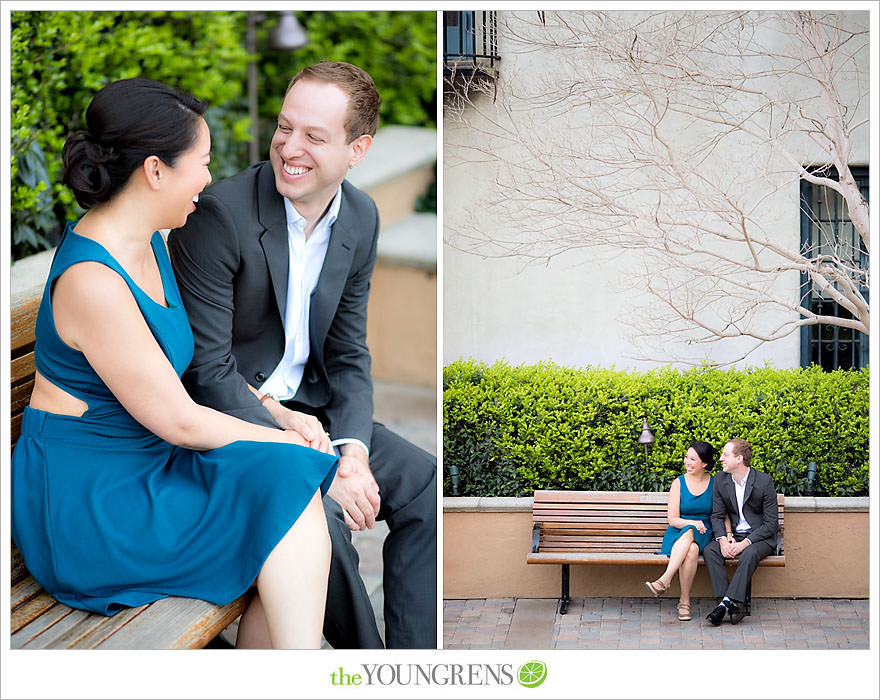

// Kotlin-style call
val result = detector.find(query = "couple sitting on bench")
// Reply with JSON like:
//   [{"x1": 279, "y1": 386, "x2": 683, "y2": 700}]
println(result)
[
  {"x1": 643, "y1": 439, "x2": 780, "y2": 625},
  {"x1": 11, "y1": 63, "x2": 436, "y2": 649}
]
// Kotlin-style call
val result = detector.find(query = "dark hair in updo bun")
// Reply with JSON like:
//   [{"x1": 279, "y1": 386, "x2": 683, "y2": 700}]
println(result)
[
  {"x1": 688, "y1": 441, "x2": 716, "y2": 471},
  {"x1": 62, "y1": 78, "x2": 206, "y2": 208}
]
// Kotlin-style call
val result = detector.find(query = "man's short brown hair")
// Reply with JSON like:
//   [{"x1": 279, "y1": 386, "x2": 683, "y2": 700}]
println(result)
[
  {"x1": 727, "y1": 438, "x2": 753, "y2": 468},
  {"x1": 286, "y1": 61, "x2": 381, "y2": 143}
]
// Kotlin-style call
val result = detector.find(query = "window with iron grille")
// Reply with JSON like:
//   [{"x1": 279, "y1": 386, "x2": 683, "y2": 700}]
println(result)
[
  {"x1": 443, "y1": 11, "x2": 500, "y2": 80},
  {"x1": 799, "y1": 167, "x2": 869, "y2": 370}
]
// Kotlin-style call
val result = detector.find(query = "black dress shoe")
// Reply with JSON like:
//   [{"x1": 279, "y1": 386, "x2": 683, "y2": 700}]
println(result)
[
  {"x1": 727, "y1": 601, "x2": 746, "y2": 625},
  {"x1": 706, "y1": 603, "x2": 727, "y2": 626}
]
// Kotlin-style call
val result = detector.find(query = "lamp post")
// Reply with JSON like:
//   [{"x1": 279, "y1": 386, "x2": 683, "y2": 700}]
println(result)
[
  {"x1": 805, "y1": 461, "x2": 817, "y2": 497},
  {"x1": 448, "y1": 464, "x2": 460, "y2": 496},
  {"x1": 247, "y1": 11, "x2": 309, "y2": 164},
  {"x1": 637, "y1": 417, "x2": 655, "y2": 468}
]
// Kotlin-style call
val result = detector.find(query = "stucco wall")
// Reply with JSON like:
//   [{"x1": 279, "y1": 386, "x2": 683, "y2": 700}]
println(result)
[
  {"x1": 443, "y1": 498, "x2": 869, "y2": 599},
  {"x1": 442, "y1": 10, "x2": 870, "y2": 371}
]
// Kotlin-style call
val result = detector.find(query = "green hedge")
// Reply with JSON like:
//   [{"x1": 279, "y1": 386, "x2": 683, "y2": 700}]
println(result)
[
  {"x1": 11, "y1": 10, "x2": 436, "y2": 261},
  {"x1": 443, "y1": 359, "x2": 869, "y2": 498},
  {"x1": 10, "y1": 11, "x2": 252, "y2": 260}
]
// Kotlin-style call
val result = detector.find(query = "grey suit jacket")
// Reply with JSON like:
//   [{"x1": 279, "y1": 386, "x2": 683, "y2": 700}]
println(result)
[
  {"x1": 710, "y1": 469, "x2": 780, "y2": 552},
  {"x1": 168, "y1": 161, "x2": 379, "y2": 448}
]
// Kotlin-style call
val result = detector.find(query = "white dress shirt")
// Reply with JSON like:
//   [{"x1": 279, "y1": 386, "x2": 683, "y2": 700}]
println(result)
[
  {"x1": 733, "y1": 468, "x2": 752, "y2": 533},
  {"x1": 259, "y1": 188, "x2": 369, "y2": 457}
]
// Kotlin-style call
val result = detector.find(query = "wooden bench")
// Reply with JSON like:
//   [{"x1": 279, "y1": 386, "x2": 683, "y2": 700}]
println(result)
[
  {"x1": 527, "y1": 489, "x2": 785, "y2": 614},
  {"x1": 11, "y1": 292, "x2": 251, "y2": 648}
]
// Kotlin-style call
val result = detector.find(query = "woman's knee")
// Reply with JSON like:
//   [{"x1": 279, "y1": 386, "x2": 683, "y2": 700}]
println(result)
[
  {"x1": 687, "y1": 542, "x2": 699, "y2": 560},
  {"x1": 306, "y1": 492, "x2": 331, "y2": 562},
  {"x1": 303, "y1": 492, "x2": 331, "y2": 549}
]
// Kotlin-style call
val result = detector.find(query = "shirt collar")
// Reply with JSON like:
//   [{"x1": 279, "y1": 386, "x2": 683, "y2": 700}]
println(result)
[
  {"x1": 283, "y1": 187, "x2": 343, "y2": 236},
  {"x1": 733, "y1": 468, "x2": 751, "y2": 488}
]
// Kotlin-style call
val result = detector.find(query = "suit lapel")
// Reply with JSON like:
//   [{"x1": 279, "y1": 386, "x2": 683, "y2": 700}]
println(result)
[
  {"x1": 743, "y1": 468, "x2": 755, "y2": 506},
  {"x1": 309, "y1": 186, "x2": 356, "y2": 347},
  {"x1": 723, "y1": 473, "x2": 738, "y2": 515},
  {"x1": 256, "y1": 163, "x2": 290, "y2": 320}
]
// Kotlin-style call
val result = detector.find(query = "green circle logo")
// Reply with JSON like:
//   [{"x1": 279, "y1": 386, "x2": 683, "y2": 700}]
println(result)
[{"x1": 517, "y1": 660, "x2": 547, "y2": 688}]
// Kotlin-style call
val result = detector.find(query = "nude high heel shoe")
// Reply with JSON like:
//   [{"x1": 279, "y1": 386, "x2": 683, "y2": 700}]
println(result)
[{"x1": 644, "y1": 579, "x2": 669, "y2": 597}]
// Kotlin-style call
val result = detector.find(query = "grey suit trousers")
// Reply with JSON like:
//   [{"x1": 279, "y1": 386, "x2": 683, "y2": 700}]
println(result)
[{"x1": 702, "y1": 532, "x2": 776, "y2": 603}]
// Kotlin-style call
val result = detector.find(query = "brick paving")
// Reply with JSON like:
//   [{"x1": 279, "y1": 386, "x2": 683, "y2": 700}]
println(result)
[{"x1": 443, "y1": 597, "x2": 869, "y2": 650}]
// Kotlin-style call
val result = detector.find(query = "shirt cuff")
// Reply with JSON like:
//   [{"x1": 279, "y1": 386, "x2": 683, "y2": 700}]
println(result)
[{"x1": 331, "y1": 437, "x2": 370, "y2": 458}]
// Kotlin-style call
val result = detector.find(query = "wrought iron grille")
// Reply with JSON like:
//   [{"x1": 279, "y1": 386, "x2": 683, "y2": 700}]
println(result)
[
  {"x1": 799, "y1": 167, "x2": 869, "y2": 370},
  {"x1": 443, "y1": 11, "x2": 500, "y2": 79}
]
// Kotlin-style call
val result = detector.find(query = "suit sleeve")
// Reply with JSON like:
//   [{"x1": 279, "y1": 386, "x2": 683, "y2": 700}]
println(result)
[
  {"x1": 321, "y1": 200, "x2": 379, "y2": 449},
  {"x1": 710, "y1": 475, "x2": 729, "y2": 540},
  {"x1": 747, "y1": 475, "x2": 779, "y2": 545},
  {"x1": 168, "y1": 193, "x2": 277, "y2": 429}
]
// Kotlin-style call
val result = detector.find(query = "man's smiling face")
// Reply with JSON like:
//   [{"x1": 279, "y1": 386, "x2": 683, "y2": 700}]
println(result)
[{"x1": 269, "y1": 79, "x2": 367, "y2": 214}]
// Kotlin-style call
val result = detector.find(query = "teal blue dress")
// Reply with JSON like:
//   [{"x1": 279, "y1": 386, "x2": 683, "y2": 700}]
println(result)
[
  {"x1": 11, "y1": 223, "x2": 338, "y2": 616},
  {"x1": 659, "y1": 474, "x2": 714, "y2": 555}
]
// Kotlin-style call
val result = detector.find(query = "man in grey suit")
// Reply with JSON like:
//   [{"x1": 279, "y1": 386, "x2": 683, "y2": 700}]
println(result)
[
  {"x1": 704, "y1": 438, "x2": 779, "y2": 626},
  {"x1": 167, "y1": 61, "x2": 436, "y2": 648}
]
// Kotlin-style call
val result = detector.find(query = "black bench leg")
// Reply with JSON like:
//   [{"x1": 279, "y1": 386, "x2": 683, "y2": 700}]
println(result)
[
  {"x1": 559, "y1": 564, "x2": 570, "y2": 615},
  {"x1": 744, "y1": 580, "x2": 752, "y2": 616}
]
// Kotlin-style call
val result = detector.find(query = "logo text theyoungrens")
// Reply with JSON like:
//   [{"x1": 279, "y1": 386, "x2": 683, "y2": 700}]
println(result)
[{"x1": 330, "y1": 664, "x2": 515, "y2": 686}]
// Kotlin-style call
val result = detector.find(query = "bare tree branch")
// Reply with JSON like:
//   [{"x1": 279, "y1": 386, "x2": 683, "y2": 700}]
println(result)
[{"x1": 445, "y1": 10, "x2": 870, "y2": 363}]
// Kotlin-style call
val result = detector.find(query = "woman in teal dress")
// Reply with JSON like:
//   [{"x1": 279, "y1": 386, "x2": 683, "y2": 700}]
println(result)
[
  {"x1": 11, "y1": 78, "x2": 339, "y2": 648},
  {"x1": 643, "y1": 441, "x2": 716, "y2": 621}
]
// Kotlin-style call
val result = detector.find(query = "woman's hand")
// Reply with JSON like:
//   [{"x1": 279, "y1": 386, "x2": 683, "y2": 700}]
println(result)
[
  {"x1": 692, "y1": 520, "x2": 707, "y2": 534},
  {"x1": 276, "y1": 427, "x2": 311, "y2": 448},
  {"x1": 254, "y1": 395, "x2": 334, "y2": 454}
]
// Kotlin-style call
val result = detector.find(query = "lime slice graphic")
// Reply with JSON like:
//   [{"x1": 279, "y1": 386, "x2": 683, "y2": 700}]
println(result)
[{"x1": 517, "y1": 660, "x2": 547, "y2": 688}]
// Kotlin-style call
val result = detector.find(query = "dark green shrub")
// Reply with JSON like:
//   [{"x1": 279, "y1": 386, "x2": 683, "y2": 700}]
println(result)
[
  {"x1": 11, "y1": 10, "x2": 251, "y2": 259},
  {"x1": 443, "y1": 360, "x2": 869, "y2": 497},
  {"x1": 11, "y1": 10, "x2": 436, "y2": 261}
]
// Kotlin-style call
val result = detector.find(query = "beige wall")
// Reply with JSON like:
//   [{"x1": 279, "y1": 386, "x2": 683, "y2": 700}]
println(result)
[
  {"x1": 443, "y1": 501, "x2": 869, "y2": 599},
  {"x1": 367, "y1": 262, "x2": 437, "y2": 387}
]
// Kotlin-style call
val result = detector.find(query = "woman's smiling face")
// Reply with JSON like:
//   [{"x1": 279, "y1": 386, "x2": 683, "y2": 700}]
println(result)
[{"x1": 684, "y1": 447, "x2": 707, "y2": 475}]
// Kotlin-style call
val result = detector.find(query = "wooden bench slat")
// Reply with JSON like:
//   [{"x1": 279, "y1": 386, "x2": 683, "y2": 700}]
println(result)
[
  {"x1": 534, "y1": 490, "x2": 668, "y2": 504},
  {"x1": 11, "y1": 546, "x2": 30, "y2": 586},
  {"x1": 11, "y1": 296, "x2": 40, "y2": 353},
  {"x1": 11, "y1": 352, "x2": 36, "y2": 385},
  {"x1": 540, "y1": 523, "x2": 668, "y2": 533},
  {"x1": 541, "y1": 540, "x2": 664, "y2": 549},
  {"x1": 527, "y1": 552, "x2": 787, "y2": 566},
  {"x1": 11, "y1": 379, "x2": 34, "y2": 416},
  {"x1": 42, "y1": 605, "x2": 149, "y2": 649},
  {"x1": 539, "y1": 514, "x2": 669, "y2": 521},
  {"x1": 18, "y1": 606, "x2": 96, "y2": 649},
  {"x1": 11, "y1": 574, "x2": 45, "y2": 610},
  {"x1": 12, "y1": 599, "x2": 77, "y2": 648},
  {"x1": 11, "y1": 414, "x2": 23, "y2": 446},
  {"x1": 534, "y1": 502, "x2": 668, "y2": 511},
  {"x1": 12, "y1": 588, "x2": 58, "y2": 635},
  {"x1": 95, "y1": 593, "x2": 253, "y2": 649}
]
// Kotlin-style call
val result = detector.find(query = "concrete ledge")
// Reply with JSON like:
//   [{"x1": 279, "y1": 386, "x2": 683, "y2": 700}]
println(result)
[
  {"x1": 445, "y1": 497, "x2": 531, "y2": 513},
  {"x1": 443, "y1": 495, "x2": 868, "y2": 513},
  {"x1": 348, "y1": 125, "x2": 437, "y2": 192},
  {"x1": 11, "y1": 247, "x2": 54, "y2": 301},
  {"x1": 377, "y1": 213, "x2": 437, "y2": 270}
]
